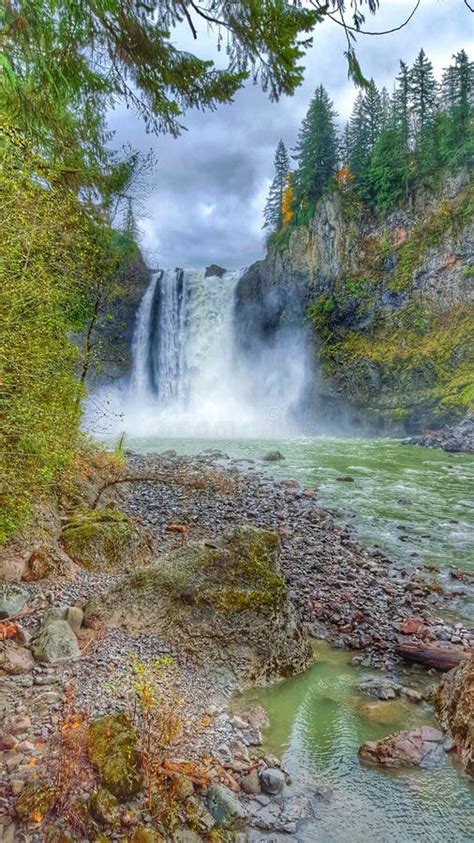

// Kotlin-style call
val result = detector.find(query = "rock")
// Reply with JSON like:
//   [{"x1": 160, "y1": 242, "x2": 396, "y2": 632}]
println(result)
[
  {"x1": 33, "y1": 619, "x2": 80, "y2": 664},
  {"x1": 88, "y1": 713, "x2": 142, "y2": 801},
  {"x1": 241, "y1": 706, "x2": 270, "y2": 730},
  {"x1": 44, "y1": 828, "x2": 74, "y2": 843},
  {"x1": 207, "y1": 783, "x2": 248, "y2": 829},
  {"x1": 61, "y1": 508, "x2": 153, "y2": 572},
  {"x1": 15, "y1": 781, "x2": 55, "y2": 823},
  {"x1": 434, "y1": 657, "x2": 473, "y2": 777},
  {"x1": 259, "y1": 767, "x2": 285, "y2": 795},
  {"x1": 66, "y1": 606, "x2": 84, "y2": 634},
  {"x1": 130, "y1": 830, "x2": 165, "y2": 843},
  {"x1": 359, "y1": 677, "x2": 400, "y2": 700},
  {"x1": 262, "y1": 451, "x2": 284, "y2": 462},
  {"x1": 335, "y1": 476, "x2": 354, "y2": 482},
  {"x1": 0, "y1": 641, "x2": 35, "y2": 674},
  {"x1": 89, "y1": 787, "x2": 119, "y2": 825},
  {"x1": 173, "y1": 830, "x2": 202, "y2": 843},
  {"x1": 85, "y1": 526, "x2": 311, "y2": 685},
  {"x1": 24, "y1": 541, "x2": 77, "y2": 581},
  {"x1": 240, "y1": 769, "x2": 261, "y2": 795},
  {"x1": 0, "y1": 585, "x2": 28, "y2": 619},
  {"x1": 358, "y1": 726, "x2": 444, "y2": 769}
]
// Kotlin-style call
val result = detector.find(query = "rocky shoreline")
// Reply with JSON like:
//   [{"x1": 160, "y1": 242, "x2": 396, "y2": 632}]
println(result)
[
  {"x1": 1, "y1": 449, "x2": 473, "y2": 841},
  {"x1": 408, "y1": 412, "x2": 474, "y2": 455}
]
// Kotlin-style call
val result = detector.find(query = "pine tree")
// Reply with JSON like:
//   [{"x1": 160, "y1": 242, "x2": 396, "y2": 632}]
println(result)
[
  {"x1": 409, "y1": 49, "x2": 438, "y2": 135},
  {"x1": 347, "y1": 81, "x2": 383, "y2": 202},
  {"x1": 263, "y1": 140, "x2": 291, "y2": 229},
  {"x1": 292, "y1": 85, "x2": 338, "y2": 209},
  {"x1": 442, "y1": 50, "x2": 474, "y2": 160},
  {"x1": 393, "y1": 60, "x2": 411, "y2": 146}
]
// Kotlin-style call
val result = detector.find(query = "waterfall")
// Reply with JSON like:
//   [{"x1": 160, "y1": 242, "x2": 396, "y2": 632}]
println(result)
[{"x1": 89, "y1": 266, "x2": 309, "y2": 438}]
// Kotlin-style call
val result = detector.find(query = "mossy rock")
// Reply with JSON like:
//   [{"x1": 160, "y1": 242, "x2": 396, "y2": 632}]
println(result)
[
  {"x1": 15, "y1": 781, "x2": 55, "y2": 823},
  {"x1": 129, "y1": 829, "x2": 166, "y2": 842},
  {"x1": 85, "y1": 527, "x2": 311, "y2": 685},
  {"x1": 88, "y1": 713, "x2": 143, "y2": 801},
  {"x1": 89, "y1": 787, "x2": 119, "y2": 826},
  {"x1": 61, "y1": 508, "x2": 152, "y2": 571}
]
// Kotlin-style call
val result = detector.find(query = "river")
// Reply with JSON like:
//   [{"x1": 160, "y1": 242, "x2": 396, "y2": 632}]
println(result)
[{"x1": 109, "y1": 432, "x2": 473, "y2": 842}]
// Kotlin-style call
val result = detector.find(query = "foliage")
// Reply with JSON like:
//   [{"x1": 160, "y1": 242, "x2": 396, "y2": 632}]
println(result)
[
  {"x1": 269, "y1": 46, "x2": 473, "y2": 235},
  {"x1": 0, "y1": 132, "x2": 120, "y2": 542}
]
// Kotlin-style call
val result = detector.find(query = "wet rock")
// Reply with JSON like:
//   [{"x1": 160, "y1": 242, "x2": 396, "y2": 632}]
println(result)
[
  {"x1": 359, "y1": 677, "x2": 400, "y2": 700},
  {"x1": 0, "y1": 585, "x2": 28, "y2": 619},
  {"x1": 61, "y1": 508, "x2": 153, "y2": 572},
  {"x1": 259, "y1": 767, "x2": 285, "y2": 795},
  {"x1": 207, "y1": 783, "x2": 248, "y2": 829},
  {"x1": 262, "y1": 451, "x2": 285, "y2": 462},
  {"x1": 33, "y1": 619, "x2": 80, "y2": 664},
  {"x1": 434, "y1": 657, "x2": 473, "y2": 777},
  {"x1": 358, "y1": 725, "x2": 444, "y2": 769},
  {"x1": 335, "y1": 476, "x2": 354, "y2": 483},
  {"x1": 88, "y1": 713, "x2": 142, "y2": 800}
]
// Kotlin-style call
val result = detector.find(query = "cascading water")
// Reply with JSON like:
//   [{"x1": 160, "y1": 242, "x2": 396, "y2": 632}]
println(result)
[{"x1": 89, "y1": 266, "x2": 309, "y2": 438}]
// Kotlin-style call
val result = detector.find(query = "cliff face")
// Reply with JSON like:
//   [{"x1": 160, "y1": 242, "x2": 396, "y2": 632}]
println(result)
[
  {"x1": 235, "y1": 171, "x2": 473, "y2": 434},
  {"x1": 89, "y1": 250, "x2": 151, "y2": 385}
]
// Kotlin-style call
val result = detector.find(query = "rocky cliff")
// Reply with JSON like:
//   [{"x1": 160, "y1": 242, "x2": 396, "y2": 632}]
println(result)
[
  {"x1": 87, "y1": 249, "x2": 151, "y2": 385},
  {"x1": 235, "y1": 171, "x2": 473, "y2": 434}
]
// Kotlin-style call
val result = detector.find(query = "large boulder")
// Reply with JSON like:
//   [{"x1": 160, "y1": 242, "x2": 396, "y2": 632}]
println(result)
[
  {"x1": 32, "y1": 619, "x2": 80, "y2": 664},
  {"x1": 88, "y1": 713, "x2": 143, "y2": 801},
  {"x1": 358, "y1": 725, "x2": 444, "y2": 769},
  {"x1": 61, "y1": 508, "x2": 153, "y2": 572},
  {"x1": 85, "y1": 526, "x2": 311, "y2": 685},
  {"x1": 434, "y1": 657, "x2": 473, "y2": 777}
]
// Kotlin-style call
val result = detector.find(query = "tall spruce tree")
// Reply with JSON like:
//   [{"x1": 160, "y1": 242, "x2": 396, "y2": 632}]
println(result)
[
  {"x1": 393, "y1": 60, "x2": 411, "y2": 147},
  {"x1": 292, "y1": 85, "x2": 338, "y2": 209},
  {"x1": 263, "y1": 140, "x2": 291, "y2": 229},
  {"x1": 409, "y1": 49, "x2": 438, "y2": 135},
  {"x1": 442, "y1": 50, "x2": 474, "y2": 160}
]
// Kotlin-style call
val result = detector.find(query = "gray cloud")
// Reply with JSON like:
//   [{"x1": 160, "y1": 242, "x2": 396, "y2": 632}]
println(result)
[{"x1": 107, "y1": 0, "x2": 472, "y2": 269}]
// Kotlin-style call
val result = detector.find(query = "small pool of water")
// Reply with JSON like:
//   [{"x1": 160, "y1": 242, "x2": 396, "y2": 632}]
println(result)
[{"x1": 239, "y1": 643, "x2": 473, "y2": 843}]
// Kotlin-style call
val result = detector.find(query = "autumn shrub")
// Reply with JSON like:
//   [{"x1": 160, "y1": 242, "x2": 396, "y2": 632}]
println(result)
[{"x1": 0, "y1": 131, "x2": 119, "y2": 542}]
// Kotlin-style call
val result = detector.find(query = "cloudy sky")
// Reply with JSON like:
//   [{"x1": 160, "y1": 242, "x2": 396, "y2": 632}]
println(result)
[{"x1": 108, "y1": 0, "x2": 473, "y2": 269}]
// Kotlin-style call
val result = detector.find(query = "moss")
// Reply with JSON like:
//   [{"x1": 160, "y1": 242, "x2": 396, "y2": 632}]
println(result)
[
  {"x1": 130, "y1": 526, "x2": 284, "y2": 615},
  {"x1": 89, "y1": 787, "x2": 119, "y2": 826},
  {"x1": 129, "y1": 829, "x2": 166, "y2": 843},
  {"x1": 88, "y1": 713, "x2": 143, "y2": 801},
  {"x1": 61, "y1": 507, "x2": 149, "y2": 571},
  {"x1": 15, "y1": 781, "x2": 55, "y2": 823}
]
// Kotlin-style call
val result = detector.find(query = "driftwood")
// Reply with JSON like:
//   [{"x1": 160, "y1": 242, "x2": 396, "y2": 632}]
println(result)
[
  {"x1": 395, "y1": 640, "x2": 473, "y2": 671},
  {"x1": 92, "y1": 469, "x2": 237, "y2": 508}
]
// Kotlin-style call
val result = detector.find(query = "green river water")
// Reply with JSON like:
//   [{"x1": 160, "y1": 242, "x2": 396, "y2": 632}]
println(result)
[{"x1": 117, "y1": 434, "x2": 473, "y2": 840}]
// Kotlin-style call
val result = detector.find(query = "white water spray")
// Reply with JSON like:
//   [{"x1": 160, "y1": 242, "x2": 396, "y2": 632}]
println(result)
[{"x1": 88, "y1": 267, "x2": 309, "y2": 439}]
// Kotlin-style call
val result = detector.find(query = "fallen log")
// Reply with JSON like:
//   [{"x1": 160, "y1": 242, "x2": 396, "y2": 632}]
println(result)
[{"x1": 395, "y1": 640, "x2": 473, "y2": 671}]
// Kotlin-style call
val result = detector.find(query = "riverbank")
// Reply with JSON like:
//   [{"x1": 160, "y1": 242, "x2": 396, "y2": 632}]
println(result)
[{"x1": 1, "y1": 448, "x2": 472, "y2": 840}]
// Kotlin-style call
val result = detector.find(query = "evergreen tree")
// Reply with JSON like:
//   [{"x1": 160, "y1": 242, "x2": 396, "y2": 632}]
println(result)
[
  {"x1": 347, "y1": 81, "x2": 383, "y2": 201},
  {"x1": 393, "y1": 60, "x2": 411, "y2": 147},
  {"x1": 263, "y1": 140, "x2": 291, "y2": 229},
  {"x1": 409, "y1": 49, "x2": 438, "y2": 135},
  {"x1": 293, "y1": 85, "x2": 338, "y2": 209},
  {"x1": 442, "y1": 50, "x2": 474, "y2": 160}
]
